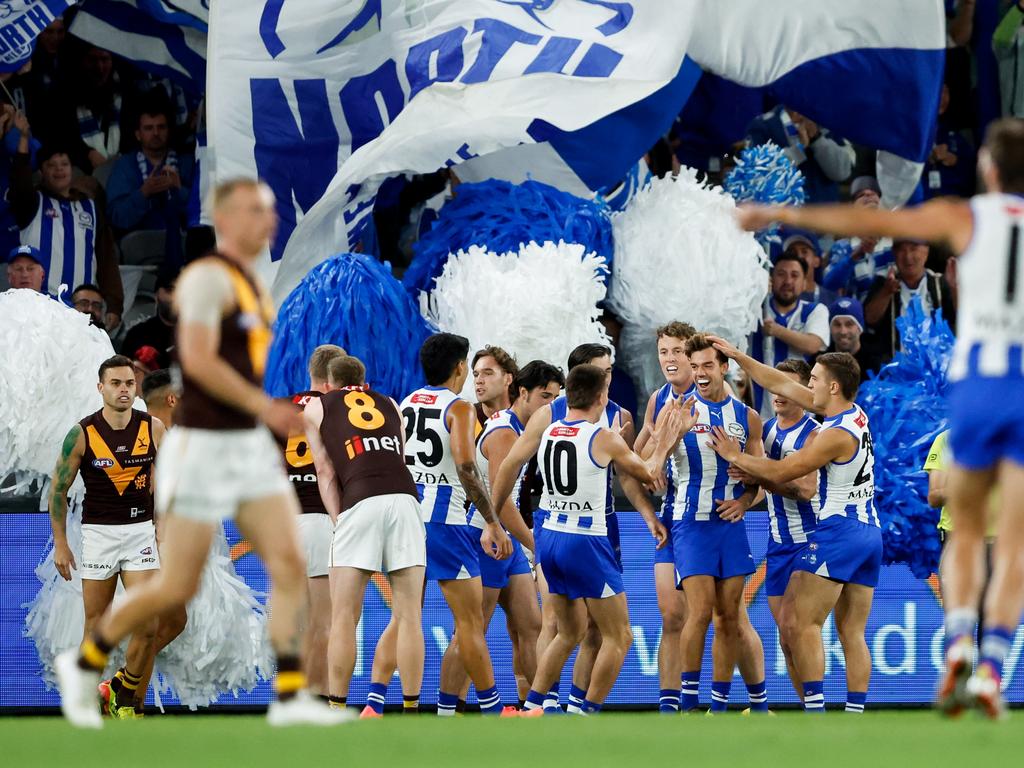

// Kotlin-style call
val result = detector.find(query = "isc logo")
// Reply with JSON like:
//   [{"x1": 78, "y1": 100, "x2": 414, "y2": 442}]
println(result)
[
  {"x1": 411, "y1": 393, "x2": 438, "y2": 405},
  {"x1": 550, "y1": 426, "x2": 579, "y2": 437}
]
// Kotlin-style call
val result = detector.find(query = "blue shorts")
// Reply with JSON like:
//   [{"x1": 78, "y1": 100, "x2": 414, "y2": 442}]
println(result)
[
  {"x1": 672, "y1": 519, "x2": 755, "y2": 583},
  {"x1": 765, "y1": 541, "x2": 807, "y2": 597},
  {"x1": 533, "y1": 510, "x2": 547, "y2": 551},
  {"x1": 949, "y1": 377, "x2": 1024, "y2": 470},
  {"x1": 795, "y1": 516, "x2": 882, "y2": 588},
  {"x1": 479, "y1": 537, "x2": 532, "y2": 590},
  {"x1": 425, "y1": 522, "x2": 481, "y2": 582},
  {"x1": 606, "y1": 511, "x2": 623, "y2": 572},
  {"x1": 538, "y1": 529, "x2": 624, "y2": 600},
  {"x1": 654, "y1": 510, "x2": 675, "y2": 565}
]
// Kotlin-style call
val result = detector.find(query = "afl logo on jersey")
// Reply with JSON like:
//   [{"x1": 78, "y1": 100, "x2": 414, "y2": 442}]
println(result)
[
  {"x1": 411, "y1": 393, "x2": 438, "y2": 405},
  {"x1": 691, "y1": 424, "x2": 712, "y2": 434},
  {"x1": 92, "y1": 458, "x2": 114, "y2": 469}
]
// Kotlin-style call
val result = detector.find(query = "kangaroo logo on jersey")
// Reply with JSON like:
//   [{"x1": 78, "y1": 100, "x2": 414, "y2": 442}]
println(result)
[
  {"x1": 411, "y1": 393, "x2": 438, "y2": 405},
  {"x1": 77, "y1": 211, "x2": 95, "y2": 229},
  {"x1": 726, "y1": 422, "x2": 746, "y2": 438}
]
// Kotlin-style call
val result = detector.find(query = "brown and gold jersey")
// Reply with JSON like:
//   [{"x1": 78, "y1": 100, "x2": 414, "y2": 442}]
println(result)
[
  {"x1": 176, "y1": 252, "x2": 273, "y2": 431},
  {"x1": 277, "y1": 391, "x2": 326, "y2": 515},
  {"x1": 78, "y1": 409, "x2": 156, "y2": 525},
  {"x1": 320, "y1": 386, "x2": 417, "y2": 513}
]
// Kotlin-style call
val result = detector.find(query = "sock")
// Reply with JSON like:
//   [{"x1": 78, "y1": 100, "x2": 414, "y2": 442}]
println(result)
[
  {"x1": 403, "y1": 694, "x2": 419, "y2": 714},
  {"x1": 328, "y1": 695, "x2": 346, "y2": 710},
  {"x1": 680, "y1": 671, "x2": 699, "y2": 711},
  {"x1": 437, "y1": 691, "x2": 458, "y2": 717},
  {"x1": 476, "y1": 685, "x2": 502, "y2": 715},
  {"x1": 709, "y1": 681, "x2": 730, "y2": 713},
  {"x1": 79, "y1": 635, "x2": 111, "y2": 672},
  {"x1": 978, "y1": 625, "x2": 1015, "y2": 682},
  {"x1": 524, "y1": 689, "x2": 546, "y2": 711},
  {"x1": 746, "y1": 680, "x2": 769, "y2": 712},
  {"x1": 455, "y1": 698, "x2": 467, "y2": 714},
  {"x1": 273, "y1": 655, "x2": 305, "y2": 702},
  {"x1": 317, "y1": 694, "x2": 331, "y2": 703},
  {"x1": 518, "y1": 699, "x2": 526, "y2": 710},
  {"x1": 109, "y1": 667, "x2": 126, "y2": 694},
  {"x1": 543, "y1": 684, "x2": 559, "y2": 709},
  {"x1": 118, "y1": 668, "x2": 143, "y2": 705},
  {"x1": 945, "y1": 608, "x2": 978, "y2": 651},
  {"x1": 659, "y1": 688, "x2": 680, "y2": 713},
  {"x1": 580, "y1": 699, "x2": 601, "y2": 715},
  {"x1": 566, "y1": 684, "x2": 587, "y2": 714},
  {"x1": 845, "y1": 691, "x2": 866, "y2": 714},
  {"x1": 367, "y1": 682, "x2": 387, "y2": 715},
  {"x1": 802, "y1": 681, "x2": 825, "y2": 713}
]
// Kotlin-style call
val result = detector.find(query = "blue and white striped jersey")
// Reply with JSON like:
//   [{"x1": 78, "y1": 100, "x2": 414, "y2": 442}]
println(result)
[
  {"x1": 652, "y1": 382, "x2": 696, "y2": 524},
  {"x1": 21, "y1": 193, "x2": 98, "y2": 301},
  {"x1": 550, "y1": 395, "x2": 622, "y2": 516},
  {"x1": 399, "y1": 386, "x2": 469, "y2": 526},
  {"x1": 668, "y1": 393, "x2": 752, "y2": 523},
  {"x1": 539, "y1": 419, "x2": 609, "y2": 537},
  {"x1": 762, "y1": 413, "x2": 821, "y2": 544},
  {"x1": 471, "y1": 408, "x2": 526, "y2": 528},
  {"x1": 819, "y1": 405, "x2": 879, "y2": 526}
]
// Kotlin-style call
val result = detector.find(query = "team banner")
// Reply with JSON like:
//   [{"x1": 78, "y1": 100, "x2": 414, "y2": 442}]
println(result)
[{"x1": 0, "y1": 1, "x2": 76, "y2": 72}]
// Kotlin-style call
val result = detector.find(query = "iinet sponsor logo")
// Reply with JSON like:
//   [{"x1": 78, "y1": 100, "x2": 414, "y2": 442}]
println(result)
[{"x1": 345, "y1": 434, "x2": 402, "y2": 460}]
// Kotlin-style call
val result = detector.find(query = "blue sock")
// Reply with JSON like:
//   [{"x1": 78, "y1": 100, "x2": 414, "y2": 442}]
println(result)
[
  {"x1": 437, "y1": 690, "x2": 458, "y2": 717},
  {"x1": 709, "y1": 681, "x2": 730, "y2": 713},
  {"x1": 566, "y1": 684, "x2": 587, "y2": 713},
  {"x1": 477, "y1": 685, "x2": 502, "y2": 715},
  {"x1": 680, "y1": 671, "x2": 699, "y2": 711},
  {"x1": 659, "y1": 688, "x2": 680, "y2": 713},
  {"x1": 544, "y1": 684, "x2": 559, "y2": 709},
  {"x1": 845, "y1": 691, "x2": 866, "y2": 714},
  {"x1": 523, "y1": 689, "x2": 546, "y2": 711},
  {"x1": 746, "y1": 680, "x2": 768, "y2": 712},
  {"x1": 802, "y1": 681, "x2": 825, "y2": 713},
  {"x1": 580, "y1": 699, "x2": 601, "y2": 715},
  {"x1": 945, "y1": 608, "x2": 978, "y2": 651},
  {"x1": 979, "y1": 625, "x2": 1015, "y2": 682},
  {"x1": 366, "y1": 682, "x2": 387, "y2": 715}
]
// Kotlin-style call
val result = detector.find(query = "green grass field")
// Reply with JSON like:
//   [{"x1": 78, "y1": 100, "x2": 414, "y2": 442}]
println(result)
[{"x1": 4, "y1": 711, "x2": 1023, "y2": 768}]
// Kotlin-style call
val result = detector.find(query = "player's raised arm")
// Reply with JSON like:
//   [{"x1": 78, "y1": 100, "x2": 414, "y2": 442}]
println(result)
[
  {"x1": 48, "y1": 424, "x2": 85, "y2": 581},
  {"x1": 482, "y1": 428, "x2": 535, "y2": 552},
  {"x1": 708, "y1": 335, "x2": 817, "y2": 414},
  {"x1": 302, "y1": 397, "x2": 341, "y2": 521},
  {"x1": 709, "y1": 424, "x2": 854, "y2": 486},
  {"x1": 632, "y1": 390, "x2": 659, "y2": 456}
]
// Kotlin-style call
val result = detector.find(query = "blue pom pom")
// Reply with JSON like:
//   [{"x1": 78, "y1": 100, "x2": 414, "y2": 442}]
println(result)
[
  {"x1": 724, "y1": 143, "x2": 806, "y2": 253},
  {"x1": 403, "y1": 178, "x2": 614, "y2": 297},
  {"x1": 857, "y1": 298, "x2": 955, "y2": 577},
  {"x1": 265, "y1": 254, "x2": 434, "y2": 400}
]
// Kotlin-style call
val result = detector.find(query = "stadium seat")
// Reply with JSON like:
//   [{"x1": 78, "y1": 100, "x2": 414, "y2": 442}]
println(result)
[
  {"x1": 92, "y1": 155, "x2": 121, "y2": 190},
  {"x1": 119, "y1": 229, "x2": 166, "y2": 267}
]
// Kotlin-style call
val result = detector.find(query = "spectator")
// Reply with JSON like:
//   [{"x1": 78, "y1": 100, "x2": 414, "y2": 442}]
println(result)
[
  {"x1": 782, "y1": 230, "x2": 837, "y2": 308},
  {"x1": 864, "y1": 238, "x2": 957, "y2": 363},
  {"x1": 745, "y1": 105, "x2": 855, "y2": 202},
  {"x1": 826, "y1": 297, "x2": 884, "y2": 382},
  {"x1": 748, "y1": 252, "x2": 830, "y2": 417},
  {"x1": 994, "y1": 1, "x2": 1024, "y2": 118},
  {"x1": 921, "y1": 84, "x2": 975, "y2": 200},
  {"x1": 6, "y1": 245, "x2": 45, "y2": 292},
  {"x1": 8, "y1": 112, "x2": 123, "y2": 327},
  {"x1": 0, "y1": 104, "x2": 39, "y2": 257},
  {"x1": 132, "y1": 344, "x2": 162, "y2": 387},
  {"x1": 120, "y1": 268, "x2": 177, "y2": 368},
  {"x1": 70, "y1": 283, "x2": 105, "y2": 327},
  {"x1": 947, "y1": 0, "x2": 975, "y2": 48},
  {"x1": 821, "y1": 176, "x2": 895, "y2": 301},
  {"x1": 68, "y1": 46, "x2": 124, "y2": 171}
]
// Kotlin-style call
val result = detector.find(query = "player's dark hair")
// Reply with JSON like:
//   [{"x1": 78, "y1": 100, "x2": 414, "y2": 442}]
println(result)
[
  {"x1": 98, "y1": 354, "x2": 135, "y2": 383},
  {"x1": 567, "y1": 343, "x2": 612, "y2": 371},
  {"x1": 816, "y1": 352, "x2": 861, "y2": 400},
  {"x1": 684, "y1": 333, "x2": 728, "y2": 365},
  {"x1": 776, "y1": 358, "x2": 812, "y2": 386},
  {"x1": 774, "y1": 252, "x2": 809, "y2": 276},
  {"x1": 308, "y1": 344, "x2": 346, "y2": 383},
  {"x1": 656, "y1": 321, "x2": 697, "y2": 343},
  {"x1": 141, "y1": 368, "x2": 173, "y2": 401},
  {"x1": 328, "y1": 355, "x2": 366, "y2": 387},
  {"x1": 565, "y1": 364, "x2": 607, "y2": 410},
  {"x1": 514, "y1": 360, "x2": 565, "y2": 397},
  {"x1": 985, "y1": 118, "x2": 1024, "y2": 195},
  {"x1": 420, "y1": 333, "x2": 469, "y2": 385}
]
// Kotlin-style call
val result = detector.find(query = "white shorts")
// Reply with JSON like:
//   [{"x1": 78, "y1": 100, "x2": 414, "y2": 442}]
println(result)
[
  {"x1": 155, "y1": 426, "x2": 293, "y2": 523},
  {"x1": 80, "y1": 521, "x2": 160, "y2": 581},
  {"x1": 330, "y1": 493, "x2": 426, "y2": 573},
  {"x1": 297, "y1": 513, "x2": 332, "y2": 578}
]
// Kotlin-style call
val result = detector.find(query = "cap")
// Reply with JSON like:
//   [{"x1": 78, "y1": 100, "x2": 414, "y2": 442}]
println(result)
[
  {"x1": 850, "y1": 176, "x2": 881, "y2": 201},
  {"x1": 829, "y1": 297, "x2": 865, "y2": 332},
  {"x1": 7, "y1": 244, "x2": 44, "y2": 265},
  {"x1": 781, "y1": 230, "x2": 821, "y2": 257}
]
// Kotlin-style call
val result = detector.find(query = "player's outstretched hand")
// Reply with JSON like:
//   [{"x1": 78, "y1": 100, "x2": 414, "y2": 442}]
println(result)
[
  {"x1": 262, "y1": 399, "x2": 304, "y2": 439},
  {"x1": 707, "y1": 425, "x2": 742, "y2": 462},
  {"x1": 482, "y1": 523, "x2": 513, "y2": 560},
  {"x1": 648, "y1": 520, "x2": 669, "y2": 550},
  {"x1": 716, "y1": 498, "x2": 748, "y2": 523},
  {"x1": 735, "y1": 204, "x2": 783, "y2": 232},
  {"x1": 54, "y1": 541, "x2": 76, "y2": 581}
]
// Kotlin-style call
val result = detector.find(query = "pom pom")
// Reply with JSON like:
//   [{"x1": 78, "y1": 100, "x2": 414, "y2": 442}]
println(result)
[
  {"x1": 857, "y1": 299, "x2": 954, "y2": 578},
  {"x1": 607, "y1": 170, "x2": 770, "y2": 396},
  {"x1": 265, "y1": 254, "x2": 433, "y2": 400},
  {"x1": 724, "y1": 143, "x2": 806, "y2": 253},
  {"x1": 421, "y1": 241, "x2": 611, "y2": 398},
  {"x1": 404, "y1": 179, "x2": 613, "y2": 297},
  {"x1": 0, "y1": 290, "x2": 113, "y2": 489}
]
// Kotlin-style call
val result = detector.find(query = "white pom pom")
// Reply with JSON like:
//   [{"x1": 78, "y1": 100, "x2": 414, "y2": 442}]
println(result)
[
  {"x1": 0, "y1": 290, "x2": 113, "y2": 485},
  {"x1": 421, "y1": 241, "x2": 611, "y2": 397},
  {"x1": 607, "y1": 171, "x2": 770, "y2": 396}
]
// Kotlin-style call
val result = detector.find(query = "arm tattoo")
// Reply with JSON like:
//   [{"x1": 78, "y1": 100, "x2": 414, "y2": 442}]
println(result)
[
  {"x1": 49, "y1": 425, "x2": 81, "y2": 526},
  {"x1": 457, "y1": 461, "x2": 498, "y2": 525}
]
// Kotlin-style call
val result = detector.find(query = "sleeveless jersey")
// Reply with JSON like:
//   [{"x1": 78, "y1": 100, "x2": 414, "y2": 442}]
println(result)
[
  {"x1": 278, "y1": 391, "x2": 325, "y2": 514},
  {"x1": 472, "y1": 408, "x2": 526, "y2": 528},
  {"x1": 818, "y1": 405, "x2": 879, "y2": 526},
  {"x1": 400, "y1": 386, "x2": 470, "y2": 525},
  {"x1": 78, "y1": 409, "x2": 156, "y2": 525},
  {"x1": 668, "y1": 393, "x2": 751, "y2": 523},
  {"x1": 21, "y1": 192, "x2": 98, "y2": 300},
  {"x1": 539, "y1": 419, "x2": 609, "y2": 536},
  {"x1": 950, "y1": 193, "x2": 1024, "y2": 382},
  {"x1": 319, "y1": 386, "x2": 417, "y2": 513},
  {"x1": 176, "y1": 253, "x2": 272, "y2": 430},
  {"x1": 762, "y1": 413, "x2": 821, "y2": 544},
  {"x1": 550, "y1": 395, "x2": 621, "y2": 515},
  {"x1": 652, "y1": 382, "x2": 696, "y2": 524}
]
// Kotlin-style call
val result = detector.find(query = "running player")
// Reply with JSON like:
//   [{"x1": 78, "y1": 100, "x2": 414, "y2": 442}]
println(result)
[
  {"x1": 277, "y1": 344, "x2": 346, "y2": 698},
  {"x1": 56, "y1": 178, "x2": 346, "y2": 727},
  {"x1": 303, "y1": 355, "x2": 426, "y2": 719},
  {"x1": 736, "y1": 118, "x2": 1024, "y2": 718},
  {"x1": 49, "y1": 355, "x2": 166, "y2": 719},
  {"x1": 707, "y1": 339, "x2": 880, "y2": 715},
  {"x1": 400, "y1": 332, "x2": 513, "y2": 716},
  {"x1": 494, "y1": 364, "x2": 676, "y2": 714}
]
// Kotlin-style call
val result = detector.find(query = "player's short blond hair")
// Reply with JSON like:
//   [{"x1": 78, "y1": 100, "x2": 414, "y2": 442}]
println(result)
[
  {"x1": 210, "y1": 178, "x2": 268, "y2": 212},
  {"x1": 328, "y1": 356, "x2": 366, "y2": 388},
  {"x1": 308, "y1": 344, "x2": 347, "y2": 383}
]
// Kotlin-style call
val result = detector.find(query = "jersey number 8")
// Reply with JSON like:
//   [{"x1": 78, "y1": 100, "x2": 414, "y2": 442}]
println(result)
[{"x1": 345, "y1": 390, "x2": 385, "y2": 430}]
